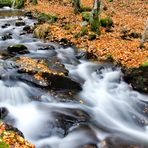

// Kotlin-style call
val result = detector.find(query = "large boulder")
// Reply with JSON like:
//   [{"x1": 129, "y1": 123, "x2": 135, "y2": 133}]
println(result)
[{"x1": 16, "y1": 56, "x2": 81, "y2": 91}]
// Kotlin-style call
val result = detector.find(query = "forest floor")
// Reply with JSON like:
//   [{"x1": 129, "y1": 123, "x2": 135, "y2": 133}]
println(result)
[{"x1": 25, "y1": 0, "x2": 148, "y2": 67}]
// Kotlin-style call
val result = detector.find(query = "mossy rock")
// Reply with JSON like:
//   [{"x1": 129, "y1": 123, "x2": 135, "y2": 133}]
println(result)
[
  {"x1": 37, "y1": 13, "x2": 58, "y2": 23},
  {"x1": 34, "y1": 24, "x2": 50, "y2": 39},
  {"x1": 100, "y1": 17, "x2": 113, "y2": 27},
  {"x1": 74, "y1": 27, "x2": 88, "y2": 38},
  {"x1": 123, "y1": 65, "x2": 148, "y2": 93},
  {"x1": 82, "y1": 12, "x2": 90, "y2": 22},
  {"x1": 0, "y1": 0, "x2": 12, "y2": 7},
  {"x1": 7, "y1": 44, "x2": 29, "y2": 55},
  {"x1": 88, "y1": 34, "x2": 96, "y2": 40}
]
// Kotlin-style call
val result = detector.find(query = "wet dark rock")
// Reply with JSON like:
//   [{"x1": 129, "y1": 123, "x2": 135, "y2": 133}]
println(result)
[
  {"x1": 122, "y1": 66, "x2": 148, "y2": 93},
  {"x1": 38, "y1": 45, "x2": 55, "y2": 50},
  {"x1": 51, "y1": 109, "x2": 90, "y2": 136},
  {"x1": 76, "y1": 50, "x2": 98, "y2": 60},
  {"x1": 68, "y1": 124, "x2": 99, "y2": 148},
  {"x1": 20, "y1": 31, "x2": 26, "y2": 35},
  {"x1": 7, "y1": 44, "x2": 29, "y2": 55},
  {"x1": 81, "y1": 144, "x2": 98, "y2": 148},
  {"x1": 15, "y1": 19, "x2": 26, "y2": 26},
  {"x1": 57, "y1": 38, "x2": 74, "y2": 48},
  {"x1": 42, "y1": 73, "x2": 82, "y2": 90},
  {"x1": 1, "y1": 23, "x2": 10, "y2": 28},
  {"x1": 23, "y1": 25, "x2": 33, "y2": 33},
  {"x1": 129, "y1": 32, "x2": 141, "y2": 38},
  {"x1": 1, "y1": 32, "x2": 12, "y2": 40},
  {"x1": 24, "y1": 11, "x2": 34, "y2": 19},
  {"x1": 0, "y1": 107, "x2": 9, "y2": 119}
]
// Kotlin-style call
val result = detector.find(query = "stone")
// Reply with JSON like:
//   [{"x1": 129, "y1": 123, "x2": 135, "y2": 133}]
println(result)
[
  {"x1": 24, "y1": 11, "x2": 33, "y2": 19},
  {"x1": 122, "y1": 65, "x2": 148, "y2": 93},
  {"x1": 1, "y1": 23, "x2": 10, "y2": 28},
  {"x1": 23, "y1": 25, "x2": 33, "y2": 33},
  {"x1": 7, "y1": 44, "x2": 29, "y2": 55},
  {"x1": 0, "y1": 107, "x2": 9, "y2": 119},
  {"x1": 15, "y1": 19, "x2": 26, "y2": 26},
  {"x1": 1, "y1": 32, "x2": 12, "y2": 40}
]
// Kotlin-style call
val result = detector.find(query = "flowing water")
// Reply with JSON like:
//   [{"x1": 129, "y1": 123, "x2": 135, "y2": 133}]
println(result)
[{"x1": 0, "y1": 7, "x2": 148, "y2": 148}]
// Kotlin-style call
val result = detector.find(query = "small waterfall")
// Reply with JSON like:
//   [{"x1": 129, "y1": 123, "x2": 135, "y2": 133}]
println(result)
[{"x1": 0, "y1": 80, "x2": 31, "y2": 105}]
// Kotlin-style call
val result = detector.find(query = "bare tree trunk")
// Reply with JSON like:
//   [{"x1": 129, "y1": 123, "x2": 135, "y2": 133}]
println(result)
[
  {"x1": 72, "y1": 0, "x2": 81, "y2": 14},
  {"x1": 89, "y1": 0, "x2": 101, "y2": 34},
  {"x1": 140, "y1": 19, "x2": 148, "y2": 48}
]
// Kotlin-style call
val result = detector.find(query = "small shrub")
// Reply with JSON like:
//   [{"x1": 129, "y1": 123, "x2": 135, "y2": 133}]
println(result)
[
  {"x1": 82, "y1": 12, "x2": 90, "y2": 22},
  {"x1": 100, "y1": 17, "x2": 113, "y2": 28},
  {"x1": 37, "y1": 13, "x2": 58, "y2": 23}
]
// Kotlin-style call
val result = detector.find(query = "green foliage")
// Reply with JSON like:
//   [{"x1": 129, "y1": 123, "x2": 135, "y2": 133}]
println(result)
[
  {"x1": 32, "y1": 0, "x2": 37, "y2": 5},
  {"x1": 140, "y1": 61, "x2": 148, "y2": 67},
  {"x1": 88, "y1": 34, "x2": 96, "y2": 40},
  {"x1": 0, "y1": 141, "x2": 9, "y2": 148},
  {"x1": 0, "y1": 0, "x2": 12, "y2": 7},
  {"x1": 74, "y1": 27, "x2": 88, "y2": 38},
  {"x1": 72, "y1": 0, "x2": 81, "y2": 14},
  {"x1": 81, "y1": 5, "x2": 91, "y2": 12},
  {"x1": 100, "y1": 17, "x2": 113, "y2": 27},
  {"x1": 37, "y1": 13, "x2": 58, "y2": 23},
  {"x1": 14, "y1": 0, "x2": 25, "y2": 9},
  {"x1": 89, "y1": 9, "x2": 100, "y2": 34},
  {"x1": 82, "y1": 12, "x2": 90, "y2": 21}
]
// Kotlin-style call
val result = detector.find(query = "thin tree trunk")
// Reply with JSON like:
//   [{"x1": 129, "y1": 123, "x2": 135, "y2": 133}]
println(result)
[
  {"x1": 72, "y1": 0, "x2": 81, "y2": 14},
  {"x1": 140, "y1": 19, "x2": 148, "y2": 48},
  {"x1": 89, "y1": 0, "x2": 101, "y2": 34}
]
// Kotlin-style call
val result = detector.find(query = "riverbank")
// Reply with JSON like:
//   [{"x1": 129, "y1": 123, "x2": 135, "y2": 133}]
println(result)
[{"x1": 24, "y1": 0, "x2": 148, "y2": 68}]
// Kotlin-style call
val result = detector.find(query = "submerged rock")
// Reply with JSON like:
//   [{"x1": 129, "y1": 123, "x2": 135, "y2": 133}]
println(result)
[{"x1": 1, "y1": 32, "x2": 12, "y2": 40}]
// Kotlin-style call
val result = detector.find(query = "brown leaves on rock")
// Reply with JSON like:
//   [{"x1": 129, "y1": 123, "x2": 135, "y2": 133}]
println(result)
[
  {"x1": 0, "y1": 122, "x2": 35, "y2": 148},
  {"x1": 16, "y1": 57, "x2": 65, "y2": 80}
]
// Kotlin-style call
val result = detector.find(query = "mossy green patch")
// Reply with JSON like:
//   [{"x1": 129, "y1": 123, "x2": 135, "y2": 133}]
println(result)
[
  {"x1": 37, "y1": 13, "x2": 58, "y2": 23},
  {"x1": 100, "y1": 17, "x2": 113, "y2": 27},
  {"x1": 0, "y1": 141, "x2": 9, "y2": 148},
  {"x1": 140, "y1": 61, "x2": 148, "y2": 67}
]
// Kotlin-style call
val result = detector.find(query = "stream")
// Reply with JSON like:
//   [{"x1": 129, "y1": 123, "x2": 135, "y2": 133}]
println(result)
[{"x1": 0, "y1": 7, "x2": 148, "y2": 148}]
